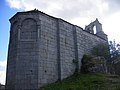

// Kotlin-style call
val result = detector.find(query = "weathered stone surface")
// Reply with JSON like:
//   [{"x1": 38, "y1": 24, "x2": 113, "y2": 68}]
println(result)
[{"x1": 6, "y1": 10, "x2": 108, "y2": 90}]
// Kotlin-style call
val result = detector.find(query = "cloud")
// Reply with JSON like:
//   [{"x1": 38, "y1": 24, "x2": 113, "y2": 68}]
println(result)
[
  {"x1": 102, "y1": 12, "x2": 120, "y2": 42},
  {"x1": 6, "y1": 0, "x2": 120, "y2": 20},
  {"x1": 5, "y1": 0, "x2": 120, "y2": 38},
  {"x1": 6, "y1": 0, "x2": 23, "y2": 9},
  {"x1": 103, "y1": 0, "x2": 120, "y2": 16},
  {"x1": 5, "y1": 0, "x2": 120, "y2": 40},
  {"x1": 105, "y1": 0, "x2": 120, "y2": 9},
  {"x1": 0, "y1": 60, "x2": 7, "y2": 85}
]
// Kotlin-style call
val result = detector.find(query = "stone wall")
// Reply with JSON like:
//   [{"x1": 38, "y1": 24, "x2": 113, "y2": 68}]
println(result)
[
  {"x1": 6, "y1": 20, "x2": 18, "y2": 90},
  {"x1": 76, "y1": 26, "x2": 107, "y2": 70},
  {"x1": 38, "y1": 14, "x2": 58, "y2": 87},
  {"x1": 6, "y1": 10, "x2": 108, "y2": 90},
  {"x1": 59, "y1": 20, "x2": 76, "y2": 79}
]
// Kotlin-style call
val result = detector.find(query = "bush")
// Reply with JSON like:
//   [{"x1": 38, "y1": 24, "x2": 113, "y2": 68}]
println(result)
[
  {"x1": 91, "y1": 43, "x2": 110, "y2": 60},
  {"x1": 81, "y1": 54, "x2": 95, "y2": 73}
]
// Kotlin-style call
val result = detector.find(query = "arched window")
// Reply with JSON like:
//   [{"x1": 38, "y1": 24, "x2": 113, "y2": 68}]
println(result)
[{"x1": 20, "y1": 18, "x2": 37, "y2": 40}]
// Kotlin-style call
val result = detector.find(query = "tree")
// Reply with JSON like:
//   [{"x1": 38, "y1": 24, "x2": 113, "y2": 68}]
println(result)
[
  {"x1": 108, "y1": 40, "x2": 120, "y2": 74},
  {"x1": 91, "y1": 43, "x2": 110, "y2": 60},
  {"x1": 109, "y1": 40, "x2": 120, "y2": 64},
  {"x1": 81, "y1": 42, "x2": 120, "y2": 74}
]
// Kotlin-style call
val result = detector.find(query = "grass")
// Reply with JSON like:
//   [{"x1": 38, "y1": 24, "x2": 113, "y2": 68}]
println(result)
[{"x1": 39, "y1": 73, "x2": 120, "y2": 90}]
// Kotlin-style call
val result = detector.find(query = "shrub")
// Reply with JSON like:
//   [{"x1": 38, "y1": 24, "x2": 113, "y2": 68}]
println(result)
[
  {"x1": 81, "y1": 54, "x2": 95, "y2": 73},
  {"x1": 91, "y1": 43, "x2": 110, "y2": 60}
]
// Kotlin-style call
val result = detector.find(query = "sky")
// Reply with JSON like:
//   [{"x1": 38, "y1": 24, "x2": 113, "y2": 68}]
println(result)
[{"x1": 0, "y1": 0, "x2": 120, "y2": 85}]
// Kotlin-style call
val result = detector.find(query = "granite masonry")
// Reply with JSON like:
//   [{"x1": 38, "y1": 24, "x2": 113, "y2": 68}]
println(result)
[{"x1": 6, "y1": 9, "x2": 108, "y2": 90}]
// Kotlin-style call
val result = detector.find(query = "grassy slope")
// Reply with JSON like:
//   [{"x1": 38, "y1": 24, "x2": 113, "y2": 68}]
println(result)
[{"x1": 40, "y1": 73, "x2": 120, "y2": 90}]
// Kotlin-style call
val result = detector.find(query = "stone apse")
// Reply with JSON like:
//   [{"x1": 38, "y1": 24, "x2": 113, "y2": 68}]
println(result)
[{"x1": 6, "y1": 10, "x2": 108, "y2": 90}]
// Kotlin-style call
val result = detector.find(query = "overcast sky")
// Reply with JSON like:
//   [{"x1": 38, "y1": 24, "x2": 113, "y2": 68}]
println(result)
[{"x1": 0, "y1": 0, "x2": 120, "y2": 84}]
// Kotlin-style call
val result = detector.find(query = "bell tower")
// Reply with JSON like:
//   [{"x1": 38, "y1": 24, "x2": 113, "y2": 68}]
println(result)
[{"x1": 85, "y1": 18, "x2": 107, "y2": 40}]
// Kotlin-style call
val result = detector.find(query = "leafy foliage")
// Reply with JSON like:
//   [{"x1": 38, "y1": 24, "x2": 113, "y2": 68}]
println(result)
[
  {"x1": 109, "y1": 40, "x2": 120, "y2": 64},
  {"x1": 91, "y1": 43, "x2": 110, "y2": 60},
  {"x1": 81, "y1": 54, "x2": 95, "y2": 73},
  {"x1": 109, "y1": 40, "x2": 120, "y2": 74},
  {"x1": 81, "y1": 43, "x2": 110, "y2": 73}
]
